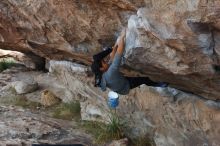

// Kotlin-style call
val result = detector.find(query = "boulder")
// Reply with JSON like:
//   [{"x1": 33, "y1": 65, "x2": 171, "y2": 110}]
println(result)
[
  {"x1": 49, "y1": 60, "x2": 110, "y2": 123},
  {"x1": 40, "y1": 89, "x2": 61, "y2": 107},
  {"x1": 124, "y1": 2, "x2": 220, "y2": 99},
  {"x1": 13, "y1": 80, "x2": 38, "y2": 94}
]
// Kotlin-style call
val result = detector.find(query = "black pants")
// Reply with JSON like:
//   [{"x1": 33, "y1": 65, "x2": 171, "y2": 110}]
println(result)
[{"x1": 126, "y1": 77, "x2": 160, "y2": 89}]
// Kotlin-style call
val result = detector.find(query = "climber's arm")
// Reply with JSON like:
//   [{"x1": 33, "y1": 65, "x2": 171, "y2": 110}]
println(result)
[
  {"x1": 107, "y1": 29, "x2": 126, "y2": 72},
  {"x1": 109, "y1": 28, "x2": 126, "y2": 62},
  {"x1": 109, "y1": 45, "x2": 117, "y2": 62},
  {"x1": 116, "y1": 35, "x2": 125, "y2": 55}
]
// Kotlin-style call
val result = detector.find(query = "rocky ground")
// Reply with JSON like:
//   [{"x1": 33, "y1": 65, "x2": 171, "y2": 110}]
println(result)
[
  {"x1": 0, "y1": 64, "x2": 130, "y2": 146},
  {"x1": 0, "y1": 65, "x2": 93, "y2": 146},
  {"x1": 0, "y1": 105, "x2": 92, "y2": 145}
]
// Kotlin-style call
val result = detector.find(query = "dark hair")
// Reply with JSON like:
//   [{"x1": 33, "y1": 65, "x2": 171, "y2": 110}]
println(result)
[
  {"x1": 91, "y1": 47, "x2": 112, "y2": 87},
  {"x1": 91, "y1": 61, "x2": 102, "y2": 87}
]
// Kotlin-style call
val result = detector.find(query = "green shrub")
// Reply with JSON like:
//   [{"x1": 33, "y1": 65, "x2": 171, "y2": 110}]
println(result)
[{"x1": 0, "y1": 58, "x2": 15, "y2": 72}]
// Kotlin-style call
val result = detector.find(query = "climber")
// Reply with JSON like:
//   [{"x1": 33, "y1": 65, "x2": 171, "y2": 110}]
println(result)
[{"x1": 91, "y1": 28, "x2": 168, "y2": 95}]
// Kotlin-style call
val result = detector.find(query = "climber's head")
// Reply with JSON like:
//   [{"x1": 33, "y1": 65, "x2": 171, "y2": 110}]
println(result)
[
  {"x1": 91, "y1": 47, "x2": 112, "y2": 87},
  {"x1": 91, "y1": 59, "x2": 109, "y2": 87}
]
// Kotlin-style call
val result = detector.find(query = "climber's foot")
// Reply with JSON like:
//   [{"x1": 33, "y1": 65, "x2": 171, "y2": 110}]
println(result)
[{"x1": 157, "y1": 82, "x2": 169, "y2": 88}]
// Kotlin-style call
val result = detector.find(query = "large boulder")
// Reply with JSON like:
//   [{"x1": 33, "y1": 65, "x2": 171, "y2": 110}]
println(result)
[
  {"x1": 124, "y1": 1, "x2": 220, "y2": 99},
  {"x1": 49, "y1": 60, "x2": 110, "y2": 123}
]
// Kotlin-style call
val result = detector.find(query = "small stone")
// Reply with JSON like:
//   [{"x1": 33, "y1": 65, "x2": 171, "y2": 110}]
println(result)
[
  {"x1": 108, "y1": 138, "x2": 128, "y2": 146},
  {"x1": 40, "y1": 89, "x2": 61, "y2": 107}
]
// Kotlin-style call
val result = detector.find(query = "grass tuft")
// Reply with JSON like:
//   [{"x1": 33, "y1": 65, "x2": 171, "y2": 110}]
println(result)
[
  {"x1": 104, "y1": 112, "x2": 125, "y2": 140},
  {"x1": 131, "y1": 135, "x2": 155, "y2": 146},
  {"x1": 0, "y1": 95, "x2": 41, "y2": 109},
  {"x1": 80, "y1": 112, "x2": 125, "y2": 144},
  {"x1": 80, "y1": 112, "x2": 154, "y2": 145},
  {"x1": 52, "y1": 101, "x2": 81, "y2": 120},
  {"x1": 14, "y1": 96, "x2": 41, "y2": 109}
]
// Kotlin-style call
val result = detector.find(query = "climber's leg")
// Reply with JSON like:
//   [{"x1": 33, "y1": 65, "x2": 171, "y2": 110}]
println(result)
[{"x1": 126, "y1": 77, "x2": 168, "y2": 89}]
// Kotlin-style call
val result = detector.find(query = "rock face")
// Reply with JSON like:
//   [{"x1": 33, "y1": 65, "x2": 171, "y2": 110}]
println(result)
[
  {"x1": 0, "y1": 0, "x2": 144, "y2": 64},
  {"x1": 0, "y1": 0, "x2": 220, "y2": 99},
  {"x1": 1, "y1": 1, "x2": 220, "y2": 145},
  {"x1": 124, "y1": 1, "x2": 220, "y2": 100}
]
